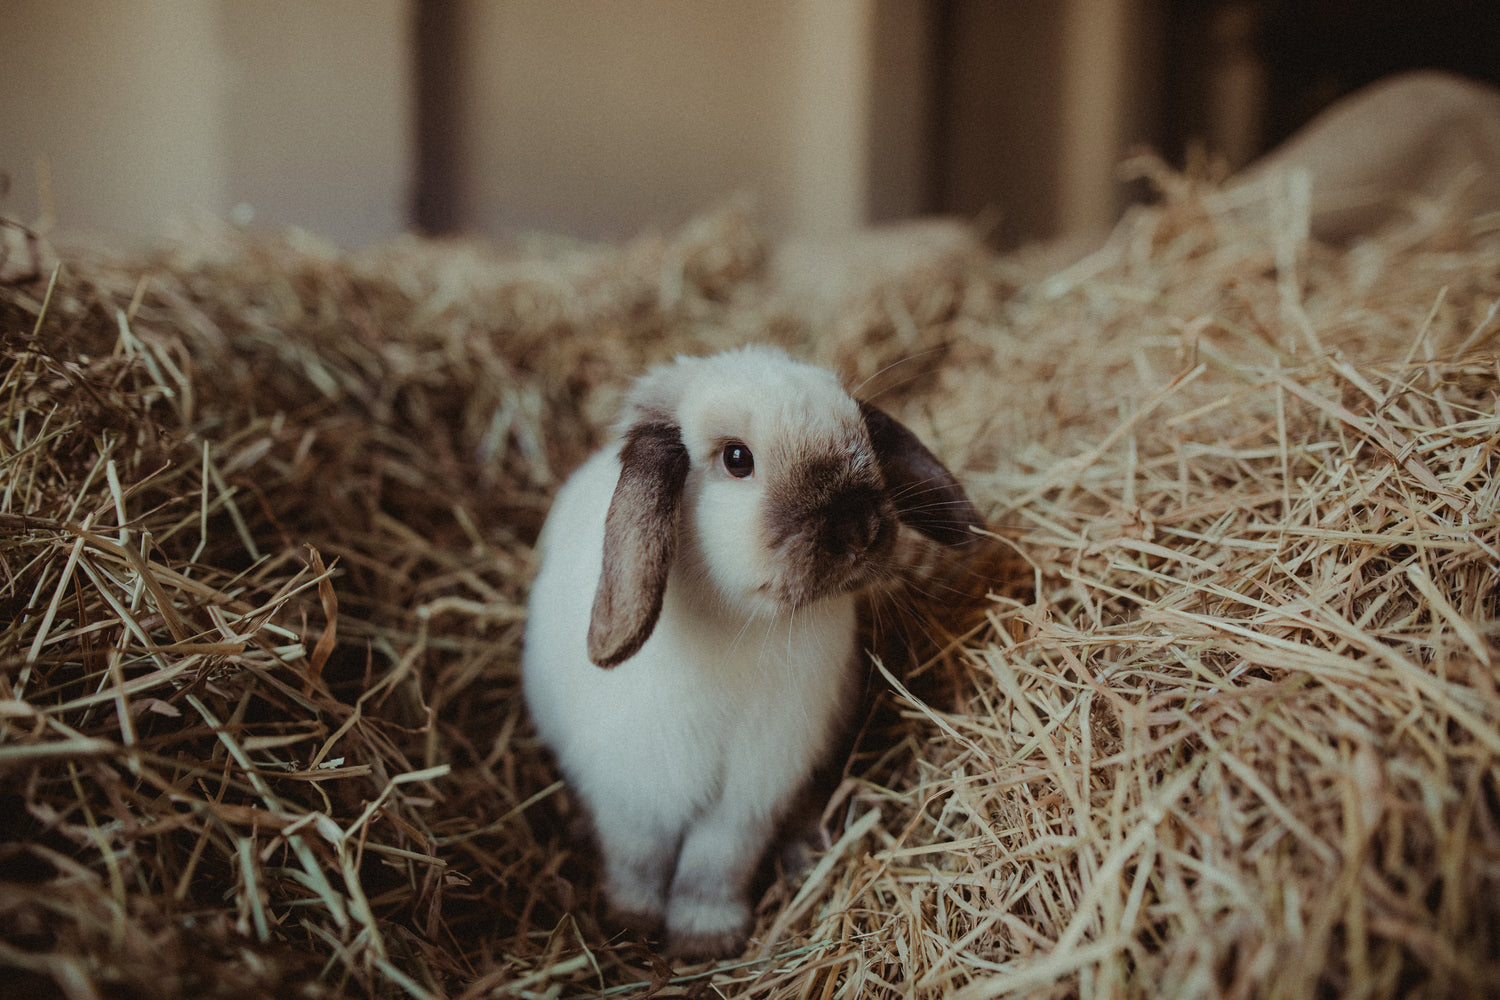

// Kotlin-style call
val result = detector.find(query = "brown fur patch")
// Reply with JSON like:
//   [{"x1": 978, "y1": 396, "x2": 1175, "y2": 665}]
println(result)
[
  {"x1": 859, "y1": 402, "x2": 983, "y2": 547},
  {"x1": 762, "y1": 447, "x2": 895, "y2": 605},
  {"x1": 587, "y1": 421, "x2": 689, "y2": 667}
]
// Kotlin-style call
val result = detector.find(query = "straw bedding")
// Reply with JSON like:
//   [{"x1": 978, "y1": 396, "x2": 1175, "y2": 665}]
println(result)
[{"x1": 2, "y1": 162, "x2": 1497, "y2": 999}]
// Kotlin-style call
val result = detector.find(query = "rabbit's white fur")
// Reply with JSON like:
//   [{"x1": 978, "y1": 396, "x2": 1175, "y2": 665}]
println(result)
[{"x1": 523, "y1": 346, "x2": 977, "y2": 958}]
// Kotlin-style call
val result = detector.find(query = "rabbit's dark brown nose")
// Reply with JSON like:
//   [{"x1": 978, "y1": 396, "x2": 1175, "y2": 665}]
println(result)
[{"x1": 821, "y1": 492, "x2": 887, "y2": 559}]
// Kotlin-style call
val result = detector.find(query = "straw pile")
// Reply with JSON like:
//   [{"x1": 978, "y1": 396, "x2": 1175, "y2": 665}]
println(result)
[{"x1": 2, "y1": 158, "x2": 1497, "y2": 999}]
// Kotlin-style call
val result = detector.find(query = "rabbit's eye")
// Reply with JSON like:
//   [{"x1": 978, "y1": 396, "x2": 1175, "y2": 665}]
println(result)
[{"x1": 722, "y1": 441, "x2": 755, "y2": 478}]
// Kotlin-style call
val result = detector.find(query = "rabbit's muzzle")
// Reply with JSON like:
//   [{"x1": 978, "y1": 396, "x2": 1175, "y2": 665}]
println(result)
[{"x1": 765, "y1": 460, "x2": 897, "y2": 606}]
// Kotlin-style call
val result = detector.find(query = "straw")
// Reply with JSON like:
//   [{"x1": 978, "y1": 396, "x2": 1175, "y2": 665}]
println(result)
[{"x1": 2, "y1": 166, "x2": 1497, "y2": 998}]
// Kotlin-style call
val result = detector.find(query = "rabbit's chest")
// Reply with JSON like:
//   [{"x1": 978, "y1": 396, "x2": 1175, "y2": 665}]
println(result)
[
  {"x1": 673, "y1": 609, "x2": 854, "y2": 786},
  {"x1": 612, "y1": 599, "x2": 854, "y2": 792}
]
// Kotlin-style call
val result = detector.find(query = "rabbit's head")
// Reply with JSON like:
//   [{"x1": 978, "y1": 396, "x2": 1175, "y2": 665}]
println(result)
[{"x1": 587, "y1": 346, "x2": 981, "y2": 668}]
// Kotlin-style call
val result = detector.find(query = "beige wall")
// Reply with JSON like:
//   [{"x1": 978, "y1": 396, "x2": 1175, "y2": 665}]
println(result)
[
  {"x1": 219, "y1": 0, "x2": 412, "y2": 244},
  {"x1": 3, "y1": 1, "x2": 230, "y2": 249},
  {"x1": 441, "y1": 0, "x2": 925, "y2": 241},
  {"x1": 2, "y1": 0, "x2": 411, "y2": 250},
  {"x1": 867, "y1": 0, "x2": 937, "y2": 224},
  {"x1": 2, "y1": 1, "x2": 1157, "y2": 251},
  {"x1": 936, "y1": 0, "x2": 1161, "y2": 247}
]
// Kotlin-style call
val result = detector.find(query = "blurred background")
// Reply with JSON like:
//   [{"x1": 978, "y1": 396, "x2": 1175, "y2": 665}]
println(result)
[{"x1": 4, "y1": 0, "x2": 1498, "y2": 252}]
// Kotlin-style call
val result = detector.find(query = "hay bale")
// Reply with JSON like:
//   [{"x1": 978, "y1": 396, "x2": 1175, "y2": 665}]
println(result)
[{"x1": 1, "y1": 162, "x2": 1496, "y2": 1000}]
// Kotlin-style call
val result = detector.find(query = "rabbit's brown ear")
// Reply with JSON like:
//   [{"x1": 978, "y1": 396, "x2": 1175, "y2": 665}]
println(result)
[
  {"x1": 588, "y1": 420, "x2": 690, "y2": 667},
  {"x1": 860, "y1": 402, "x2": 983, "y2": 547}
]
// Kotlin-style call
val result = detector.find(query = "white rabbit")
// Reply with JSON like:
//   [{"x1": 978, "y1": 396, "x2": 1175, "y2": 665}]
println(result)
[{"x1": 522, "y1": 345, "x2": 980, "y2": 960}]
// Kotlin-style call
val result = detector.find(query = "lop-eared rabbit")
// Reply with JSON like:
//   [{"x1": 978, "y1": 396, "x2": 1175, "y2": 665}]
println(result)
[{"x1": 523, "y1": 346, "x2": 981, "y2": 959}]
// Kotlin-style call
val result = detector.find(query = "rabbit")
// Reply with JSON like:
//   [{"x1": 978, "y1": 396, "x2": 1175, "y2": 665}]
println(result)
[{"x1": 521, "y1": 345, "x2": 982, "y2": 960}]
